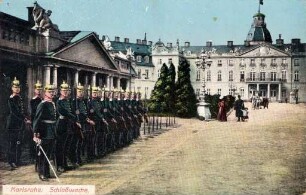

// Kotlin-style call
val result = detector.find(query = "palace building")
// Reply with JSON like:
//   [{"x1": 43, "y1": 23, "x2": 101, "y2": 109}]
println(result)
[{"x1": 108, "y1": 6, "x2": 305, "y2": 104}]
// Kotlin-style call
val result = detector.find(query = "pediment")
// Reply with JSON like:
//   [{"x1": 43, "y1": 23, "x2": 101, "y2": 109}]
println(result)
[
  {"x1": 53, "y1": 35, "x2": 117, "y2": 70},
  {"x1": 240, "y1": 45, "x2": 290, "y2": 57}
]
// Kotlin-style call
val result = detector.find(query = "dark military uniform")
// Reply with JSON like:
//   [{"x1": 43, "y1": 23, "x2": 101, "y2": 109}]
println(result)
[
  {"x1": 102, "y1": 93, "x2": 116, "y2": 152},
  {"x1": 6, "y1": 94, "x2": 27, "y2": 167},
  {"x1": 33, "y1": 99, "x2": 56, "y2": 180},
  {"x1": 71, "y1": 96, "x2": 92, "y2": 164}
]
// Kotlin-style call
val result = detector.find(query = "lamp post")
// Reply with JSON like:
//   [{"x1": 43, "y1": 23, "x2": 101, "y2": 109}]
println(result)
[{"x1": 195, "y1": 48, "x2": 212, "y2": 120}]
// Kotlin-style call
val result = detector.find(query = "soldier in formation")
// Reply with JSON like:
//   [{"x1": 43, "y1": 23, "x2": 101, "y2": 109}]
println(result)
[{"x1": 6, "y1": 79, "x2": 148, "y2": 180}]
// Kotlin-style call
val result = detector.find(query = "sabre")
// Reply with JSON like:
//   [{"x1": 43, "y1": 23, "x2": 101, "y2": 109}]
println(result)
[{"x1": 37, "y1": 143, "x2": 60, "y2": 183}]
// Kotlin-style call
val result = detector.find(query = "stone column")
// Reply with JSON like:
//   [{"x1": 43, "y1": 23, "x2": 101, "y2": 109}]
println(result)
[
  {"x1": 126, "y1": 79, "x2": 131, "y2": 91},
  {"x1": 256, "y1": 83, "x2": 259, "y2": 95},
  {"x1": 92, "y1": 72, "x2": 97, "y2": 86},
  {"x1": 278, "y1": 83, "x2": 282, "y2": 101},
  {"x1": 27, "y1": 66, "x2": 34, "y2": 108},
  {"x1": 107, "y1": 75, "x2": 113, "y2": 89},
  {"x1": 44, "y1": 65, "x2": 51, "y2": 85},
  {"x1": 117, "y1": 77, "x2": 121, "y2": 90},
  {"x1": 74, "y1": 69, "x2": 79, "y2": 86},
  {"x1": 267, "y1": 84, "x2": 270, "y2": 99},
  {"x1": 53, "y1": 65, "x2": 58, "y2": 87},
  {"x1": 85, "y1": 74, "x2": 89, "y2": 86}
]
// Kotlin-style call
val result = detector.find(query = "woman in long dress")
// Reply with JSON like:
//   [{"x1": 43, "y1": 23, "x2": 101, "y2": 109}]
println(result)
[{"x1": 217, "y1": 99, "x2": 227, "y2": 122}]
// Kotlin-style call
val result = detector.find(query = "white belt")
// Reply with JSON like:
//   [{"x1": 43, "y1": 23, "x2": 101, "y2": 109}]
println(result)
[
  {"x1": 42, "y1": 120, "x2": 56, "y2": 124},
  {"x1": 59, "y1": 116, "x2": 65, "y2": 119}
]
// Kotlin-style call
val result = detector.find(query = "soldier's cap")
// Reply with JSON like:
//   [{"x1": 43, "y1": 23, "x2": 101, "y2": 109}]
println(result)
[
  {"x1": 91, "y1": 85, "x2": 99, "y2": 92},
  {"x1": 34, "y1": 80, "x2": 43, "y2": 90},
  {"x1": 103, "y1": 87, "x2": 110, "y2": 92},
  {"x1": 44, "y1": 84, "x2": 55, "y2": 91},
  {"x1": 12, "y1": 77, "x2": 20, "y2": 88},
  {"x1": 60, "y1": 81, "x2": 69, "y2": 90},
  {"x1": 77, "y1": 83, "x2": 84, "y2": 91}
]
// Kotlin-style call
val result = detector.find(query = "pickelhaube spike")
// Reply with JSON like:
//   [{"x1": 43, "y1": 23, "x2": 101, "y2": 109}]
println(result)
[
  {"x1": 34, "y1": 80, "x2": 43, "y2": 90},
  {"x1": 44, "y1": 84, "x2": 55, "y2": 91},
  {"x1": 60, "y1": 81, "x2": 69, "y2": 90},
  {"x1": 12, "y1": 77, "x2": 20, "y2": 87}
]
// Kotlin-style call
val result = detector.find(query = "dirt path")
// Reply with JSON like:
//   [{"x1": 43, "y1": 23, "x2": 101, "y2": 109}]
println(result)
[{"x1": 1, "y1": 102, "x2": 306, "y2": 195}]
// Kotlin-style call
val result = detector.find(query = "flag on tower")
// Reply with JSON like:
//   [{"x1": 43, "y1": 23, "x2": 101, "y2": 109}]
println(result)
[{"x1": 260, "y1": 0, "x2": 263, "y2": 5}]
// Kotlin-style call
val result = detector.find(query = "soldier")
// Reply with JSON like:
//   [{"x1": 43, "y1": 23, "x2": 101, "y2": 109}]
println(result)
[
  {"x1": 71, "y1": 83, "x2": 95, "y2": 165},
  {"x1": 29, "y1": 81, "x2": 43, "y2": 163},
  {"x1": 6, "y1": 77, "x2": 31, "y2": 169},
  {"x1": 55, "y1": 81, "x2": 81, "y2": 172},
  {"x1": 32, "y1": 84, "x2": 56, "y2": 181},
  {"x1": 88, "y1": 85, "x2": 107, "y2": 158}
]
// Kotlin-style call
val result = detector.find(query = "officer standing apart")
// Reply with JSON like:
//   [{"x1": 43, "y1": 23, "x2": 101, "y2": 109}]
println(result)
[
  {"x1": 32, "y1": 84, "x2": 56, "y2": 181},
  {"x1": 6, "y1": 77, "x2": 31, "y2": 169}
]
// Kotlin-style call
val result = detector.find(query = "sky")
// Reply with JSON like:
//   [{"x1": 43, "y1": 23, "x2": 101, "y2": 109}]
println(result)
[{"x1": 0, "y1": 0, "x2": 306, "y2": 46}]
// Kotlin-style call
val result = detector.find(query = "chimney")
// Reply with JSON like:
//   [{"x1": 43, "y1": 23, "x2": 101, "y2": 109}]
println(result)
[
  {"x1": 276, "y1": 34, "x2": 284, "y2": 46},
  {"x1": 124, "y1": 38, "x2": 129, "y2": 43},
  {"x1": 142, "y1": 40, "x2": 147, "y2": 45},
  {"x1": 136, "y1": 39, "x2": 141, "y2": 44},
  {"x1": 167, "y1": 42, "x2": 172, "y2": 47},
  {"x1": 148, "y1": 41, "x2": 152, "y2": 46},
  {"x1": 227, "y1": 41, "x2": 233, "y2": 47},
  {"x1": 27, "y1": 7, "x2": 35, "y2": 26},
  {"x1": 115, "y1": 36, "x2": 120, "y2": 42},
  {"x1": 206, "y1": 41, "x2": 212, "y2": 47},
  {"x1": 185, "y1": 42, "x2": 190, "y2": 47},
  {"x1": 291, "y1": 38, "x2": 301, "y2": 45}
]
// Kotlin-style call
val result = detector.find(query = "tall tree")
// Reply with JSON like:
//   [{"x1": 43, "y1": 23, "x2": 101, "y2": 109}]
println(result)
[
  {"x1": 148, "y1": 63, "x2": 168, "y2": 113},
  {"x1": 164, "y1": 63, "x2": 176, "y2": 113},
  {"x1": 175, "y1": 57, "x2": 198, "y2": 118}
]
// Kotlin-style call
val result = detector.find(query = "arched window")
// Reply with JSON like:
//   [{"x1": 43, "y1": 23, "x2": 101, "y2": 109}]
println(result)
[{"x1": 217, "y1": 70, "x2": 222, "y2": 81}]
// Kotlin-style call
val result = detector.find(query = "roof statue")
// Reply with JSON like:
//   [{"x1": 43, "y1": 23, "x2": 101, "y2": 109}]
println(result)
[
  {"x1": 103, "y1": 36, "x2": 113, "y2": 50},
  {"x1": 126, "y1": 47, "x2": 135, "y2": 60},
  {"x1": 32, "y1": 1, "x2": 59, "y2": 32}
]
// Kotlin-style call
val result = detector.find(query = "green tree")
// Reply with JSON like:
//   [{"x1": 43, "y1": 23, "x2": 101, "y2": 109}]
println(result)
[
  {"x1": 175, "y1": 57, "x2": 198, "y2": 118},
  {"x1": 148, "y1": 63, "x2": 168, "y2": 113},
  {"x1": 164, "y1": 63, "x2": 176, "y2": 113}
]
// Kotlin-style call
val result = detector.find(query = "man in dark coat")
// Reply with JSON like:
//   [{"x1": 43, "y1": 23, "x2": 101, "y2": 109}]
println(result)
[
  {"x1": 29, "y1": 81, "x2": 43, "y2": 163},
  {"x1": 6, "y1": 77, "x2": 31, "y2": 169},
  {"x1": 55, "y1": 81, "x2": 81, "y2": 172},
  {"x1": 234, "y1": 95, "x2": 245, "y2": 122},
  {"x1": 32, "y1": 84, "x2": 56, "y2": 181}
]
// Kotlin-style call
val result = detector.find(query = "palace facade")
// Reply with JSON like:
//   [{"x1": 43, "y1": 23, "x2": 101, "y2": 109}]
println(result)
[{"x1": 107, "y1": 9, "x2": 305, "y2": 104}]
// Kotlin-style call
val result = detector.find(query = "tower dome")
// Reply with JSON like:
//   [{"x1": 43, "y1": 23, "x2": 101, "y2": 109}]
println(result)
[{"x1": 246, "y1": 12, "x2": 272, "y2": 45}]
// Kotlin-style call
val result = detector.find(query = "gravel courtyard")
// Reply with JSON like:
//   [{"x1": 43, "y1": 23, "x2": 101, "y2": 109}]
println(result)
[{"x1": 1, "y1": 102, "x2": 306, "y2": 195}]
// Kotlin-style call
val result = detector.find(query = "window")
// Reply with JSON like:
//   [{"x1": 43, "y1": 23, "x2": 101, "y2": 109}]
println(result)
[
  {"x1": 137, "y1": 69, "x2": 141, "y2": 79},
  {"x1": 294, "y1": 71, "x2": 299, "y2": 81},
  {"x1": 240, "y1": 88, "x2": 245, "y2": 98},
  {"x1": 207, "y1": 70, "x2": 211, "y2": 81},
  {"x1": 157, "y1": 69, "x2": 161, "y2": 78},
  {"x1": 229, "y1": 70, "x2": 233, "y2": 81},
  {"x1": 218, "y1": 60, "x2": 222, "y2": 66},
  {"x1": 145, "y1": 70, "x2": 149, "y2": 79},
  {"x1": 250, "y1": 72, "x2": 256, "y2": 81},
  {"x1": 217, "y1": 89, "x2": 221, "y2": 95},
  {"x1": 282, "y1": 58, "x2": 287, "y2": 65},
  {"x1": 294, "y1": 59, "x2": 299, "y2": 66},
  {"x1": 196, "y1": 70, "x2": 200, "y2": 81},
  {"x1": 196, "y1": 89, "x2": 200, "y2": 97},
  {"x1": 168, "y1": 58, "x2": 172, "y2": 64},
  {"x1": 250, "y1": 58, "x2": 255, "y2": 66},
  {"x1": 260, "y1": 72, "x2": 265, "y2": 81},
  {"x1": 217, "y1": 71, "x2": 222, "y2": 81},
  {"x1": 271, "y1": 58, "x2": 277, "y2": 67},
  {"x1": 240, "y1": 58, "x2": 245, "y2": 66},
  {"x1": 271, "y1": 90, "x2": 276, "y2": 97},
  {"x1": 137, "y1": 56, "x2": 142, "y2": 62},
  {"x1": 206, "y1": 88, "x2": 211, "y2": 95},
  {"x1": 228, "y1": 59, "x2": 233, "y2": 66},
  {"x1": 144, "y1": 56, "x2": 149, "y2": 63},
  {"x1": 271, "y1": 72, "x2": 277, "y2": 81},
  {"x1": 281, "y1": 70, "x2": 286, "y2": 81},
  {"x1": 240, "y1": 71, "x2": 245, "y2": 82},
  {"x1": 159, "y1": 59, "x2": 162, "y2": 64}
]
